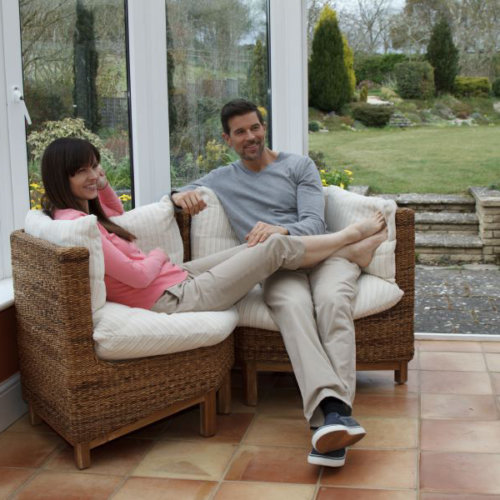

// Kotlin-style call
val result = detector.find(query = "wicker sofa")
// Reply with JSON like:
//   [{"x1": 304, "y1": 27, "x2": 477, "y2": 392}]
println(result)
[
  {"x1": 177, "y1": 192, "x2": 415, "y2": 406},
  {"x1": 10, "y1": 209, "x2": 234, "y2": 469}
]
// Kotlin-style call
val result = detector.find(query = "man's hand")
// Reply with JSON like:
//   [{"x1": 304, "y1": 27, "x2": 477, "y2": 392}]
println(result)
[
  {"x1": 171, "y1": 190, "x2": 207, "y2": 216},
  {"x1": 245, "y1": 221, "x2": 288, "y2": 247},
  {"x1": 96, "y1": 165, "x2": 108, "y2": 190}
]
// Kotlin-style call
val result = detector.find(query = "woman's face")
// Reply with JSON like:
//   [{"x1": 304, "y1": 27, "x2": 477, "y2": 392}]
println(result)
[{"x1": 69, "y1": 157, "x2": 100, "y2": 208}]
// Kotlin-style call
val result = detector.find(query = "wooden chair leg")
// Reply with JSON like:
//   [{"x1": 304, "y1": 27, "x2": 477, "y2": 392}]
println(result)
[
  {"x1": 28, "y1": 403, "x2": 42, "y2": 426},
  {"x1": 200, "y1": 389, "x2": 217, "y2": 437},
  {"x1": 217, "y1": 372, "x2": 231, "y2": 415},
  {"x1": 395, "y1": 361, "x2": 408, "y2": 384},
  {"x1": 242, "y1": 361, "x2": 258, "y2": 406},
  {"x1": 74, "y1": 443, "x2": 91, "y2": 469}
]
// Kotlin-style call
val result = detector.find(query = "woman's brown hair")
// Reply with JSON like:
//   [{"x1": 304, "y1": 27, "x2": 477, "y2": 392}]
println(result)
[{"x1": 41, "y1": 137, "x2": 135, "y2": 241}]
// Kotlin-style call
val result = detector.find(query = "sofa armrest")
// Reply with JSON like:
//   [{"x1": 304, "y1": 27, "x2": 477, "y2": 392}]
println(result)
[{"x1": 175, "y1": 211, "x2": 192, "y2": 262}]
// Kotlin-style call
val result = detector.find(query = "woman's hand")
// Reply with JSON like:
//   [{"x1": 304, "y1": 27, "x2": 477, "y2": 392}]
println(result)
[{"x1": 96, "y1": 165, "x2": 109, "y2": 190}]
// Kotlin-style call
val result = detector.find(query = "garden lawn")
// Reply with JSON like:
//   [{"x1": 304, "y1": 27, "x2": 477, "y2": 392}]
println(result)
[{"x1": 308, "y1": 126, "x2": 500, "y2": 194}]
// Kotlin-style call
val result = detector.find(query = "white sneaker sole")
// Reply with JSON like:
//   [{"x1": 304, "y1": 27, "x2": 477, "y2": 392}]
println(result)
[
  {"x1": 307, "y1": 452, "x2": 346, "y2": 467},
  {"x1": 312, "y1": 424, "x2": 366, "y2": 454}
]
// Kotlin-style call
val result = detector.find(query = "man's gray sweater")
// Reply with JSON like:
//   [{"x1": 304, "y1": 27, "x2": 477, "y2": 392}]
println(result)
[{"x1": 178, "y1": 152, "x2": 326, "y2": 243}]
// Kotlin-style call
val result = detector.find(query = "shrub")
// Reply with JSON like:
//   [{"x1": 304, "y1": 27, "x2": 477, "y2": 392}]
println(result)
[
  {"x1": 308, "y1": 120, "x2": 321, "y2": 132},
  {"x1": 492, "y1": 78, "x2": 500, "y2": 97},
  {"x1": 395, "y1": 61, "x2": 435, "y2": 99},
  {"x1": 426, "y1": 18, "x2": 459, "y2": 94},
  {"x1": 359, "y1": 85, "x2": 368, "y2": 103},
  {"x1": 195, "y1": 139, "x2": 232, "y2": 173},
  {"x1": 309, "y1": 6, "x2": 352, "y2": 112},
  {"x1": 354, "y1": 54, "x2": 408, "y2": 85},
  {"x1": 454, "y1": 77, "x2": 491, "y2": 97},
  {"x1": 351, "y1": 103, "x2": 394, "y2": 127}
]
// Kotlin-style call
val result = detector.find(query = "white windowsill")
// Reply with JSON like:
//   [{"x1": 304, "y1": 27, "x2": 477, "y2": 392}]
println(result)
[{"x1": 0, "y1": 279, "x2": 14, "y2": 311}]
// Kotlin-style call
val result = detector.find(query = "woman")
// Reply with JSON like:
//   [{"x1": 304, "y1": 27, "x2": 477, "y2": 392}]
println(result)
[{"x1": 41, "y1": 137, "x2": 386, "y2": 314}]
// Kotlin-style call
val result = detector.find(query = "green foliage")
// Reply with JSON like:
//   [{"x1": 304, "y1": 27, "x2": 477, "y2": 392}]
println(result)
[
  {"x1": 308, "y1": 120, "x2": 321, "y2": 132},
  {"x1": 493, "y1": 78, "x2": 500, "y2": 97},
  {"x1": 342, "y1": 35, "x2": 356, "y2": 98},
  {"x1": 359, "y1": 85, "x2": 368, "y2": 103},
  {"x1": 195, "y1": 139, "x2": 232, "y2": 173},
  {"x1": 73, "y1": 0, "x2": 100, "y2": 132},
  {"x1": 309, "y1": 6, "x2": 352, "y2": 112},
  {"x1": 352, "y1": 103, "x2": 394, "y2": 127},
  {"x1": 426, "y1": 18, "x2": 459, "y2": 94},
  {"x1": 354, "y1": 54, "x2": 408, "y2": 85},
  {"x1": 309, "y1": 150, "x2": 353, "y2": 189},
  {"x1": 27, "y1": 117, "x2": 115, "y2": 168},
  {"x1": 454, "y1": 77, "x2": 491, "y2": 97},
  {"x1": 248, "y1": 40, "x2": 268, "y2": 108},
  {"x1": 395, "y1": 61, "x2": 435, "y2": 99}
]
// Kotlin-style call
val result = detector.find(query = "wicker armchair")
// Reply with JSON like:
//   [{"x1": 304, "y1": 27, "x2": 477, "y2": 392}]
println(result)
[
  {"x1": 10, "y1": 229, "x2": 233, "y2": 469},
  {"x1": 178, "y1": 208, "x2": 415, "y2": 406}
]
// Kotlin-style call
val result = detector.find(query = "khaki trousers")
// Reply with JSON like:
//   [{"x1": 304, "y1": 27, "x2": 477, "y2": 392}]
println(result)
[
  {"x1": 263, "y1": 257, "x2": 361, "y2": 427},
  {"x1": 152, "y1": 234, "x2": 305, "y2": 314}
]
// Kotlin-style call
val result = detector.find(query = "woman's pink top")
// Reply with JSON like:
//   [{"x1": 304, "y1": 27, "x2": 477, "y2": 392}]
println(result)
[{"x1": 53, "y1": 185, "x2": 187, "y2": 309}]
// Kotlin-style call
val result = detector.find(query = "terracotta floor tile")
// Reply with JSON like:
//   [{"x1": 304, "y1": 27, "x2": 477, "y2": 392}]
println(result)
[
  {"x1": 420, "y1": 451, "x2": 500, "y2": 495},
  {"x1": 418, "y1": 340, "x2": 482, "y2": 352},
  {"x1": 225, "y1": 445, "x2": 318, "y2": 484},
  {"x1": 485, "y1": 353, "x2": 500, "y2": 372},
  {"x1": 420, "y1": 494, "x2": 497, "y2": 500},
  {"x1": 356, "y1": 370, "x2": 419, "y2": 394},
  {"x1": 113, "y1": 477, "x2": 217, "y2": 500},
  {"x1": 132, "y1": 440, "x2": 235, "y2": 480},
  {"x1": 421, "y1": 420, "x2": 500, "y2": 453},
  {"x1": 0, "y1": 468, "x2": 35, "y2": 498},
  {"x1": 5, "y1": 414, "x2": 56, "y2": 436},
  {"x1": 320, "y1": 449, "x2": 416, "y2": 490},
  {"x1": 243, "y1": 414, "x2": 311, "y2": 448},
  {"x1": 419, "y1": 352, "x2": 486, "y2": 372},
  {"x1": 420, "y1": 371, "x2": 493, "y2": 395},
  {"x1": 215, "y1": 481, "x2": 316, "y2": 500},
  {"x1": 0, "y1": 432, "x2": 61, "y2": 468},
  {"x1": 13, "y1": 470, "x2": 122, "y2": 500},
  {"x1": 491, "y1": 373, "x2": 500, "y2": 394},
  {"x1": 481, "y1": 341, "x2": 500, "y2": 353},
  {"x1": 161, "y1": 408, "x2": 254, "y2": 444},
  {"x1": 351, "y1": 417, "x2": 418, "y2": 449},
  {"x1": 421, "y1": 394, "x2": 498, "y2": 420},
  {"x1": 44, "y1": 437, "x2": 153, "y2": 475},
  {"x1": 257, "y1": 387, "x2": 304, "y2": 417},
  {"x1": 353, "y1": 393, "x2": 419, "y2": 418},
  {"x1": 317, "y1": 487, "x2": 416, "y2": 499},
  {"x1": 230, "y1": 388, "x2": 258, "y2": 414},
  {"x1": 408, "y1": 351, "x2": 419, "y2": 370}
]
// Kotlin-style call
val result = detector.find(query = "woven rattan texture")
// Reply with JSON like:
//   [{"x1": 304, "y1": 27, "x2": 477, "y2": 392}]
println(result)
[{"x1": 11, "y1": 230, "x2": 233, "y2": 445}]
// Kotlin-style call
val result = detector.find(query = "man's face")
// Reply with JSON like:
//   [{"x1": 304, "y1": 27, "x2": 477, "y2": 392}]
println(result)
[{"x1": 223, "y1": 112, "x2": 266, "y2": 162}]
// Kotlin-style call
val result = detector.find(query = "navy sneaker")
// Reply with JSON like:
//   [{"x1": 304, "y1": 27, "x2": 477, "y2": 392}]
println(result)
[
  {"x1": 307, "y1": 447, "x2": 346, "y2": 467},
  {"x1": 311, "y1": 412, "x2": 366, "y2": 453}
]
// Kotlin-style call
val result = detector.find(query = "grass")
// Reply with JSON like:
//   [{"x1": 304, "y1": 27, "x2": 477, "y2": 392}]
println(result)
[{"x1": 308, "y1": 126, "x2": 500, "y2": 194}]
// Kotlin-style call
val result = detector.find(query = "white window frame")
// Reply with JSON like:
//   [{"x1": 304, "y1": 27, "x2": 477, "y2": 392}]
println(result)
[{"x1": 0, "y1": 0, "x2": 308, "y2": 282}]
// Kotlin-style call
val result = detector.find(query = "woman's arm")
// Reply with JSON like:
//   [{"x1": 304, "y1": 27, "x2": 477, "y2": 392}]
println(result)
[{"x1": 99, "y1": 228, "x2": 168, "y2": 288}]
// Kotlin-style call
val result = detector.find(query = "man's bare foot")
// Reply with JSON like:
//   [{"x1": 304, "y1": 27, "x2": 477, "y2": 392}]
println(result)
[
  {"x1": 335, "y1": 228, "x2": 387, "y2": 267},
  {"x1": 343, "y1": 211, "x2": 386, "y2": 243}
]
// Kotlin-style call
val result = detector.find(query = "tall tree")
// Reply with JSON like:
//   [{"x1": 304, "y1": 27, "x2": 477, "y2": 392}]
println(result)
[
  {"x1": 309, "y1": 6, "x2": 351, "y2": 112},
  {"x1": 73, "y1": 0, "x2": 99, "y2": 131},
  {"x1": 248, "y1": 40, "x2": 268, "y2": 108},
  {"x1": 426, "y1": 17, "x2": 459, "y2": 94}
]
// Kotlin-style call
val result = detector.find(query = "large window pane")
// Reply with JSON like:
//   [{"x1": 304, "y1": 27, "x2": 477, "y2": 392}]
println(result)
[
  {"x1": 19, "y1": 0, "x2": 133, "y2": 210},
  {"x1": 166, "y1": 0, "x2": 269, "y2": 187}
]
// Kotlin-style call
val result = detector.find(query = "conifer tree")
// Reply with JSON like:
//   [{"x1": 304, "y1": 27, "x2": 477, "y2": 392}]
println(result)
[
  {"x1": 426, "y1": 17, "x2": 459, "y2": 94},
  {"x1": 248, "y1": 40, "x2": 268, "y2": 108},
  {"x1": 309, "y1": 6, "x2": 351, "y2": 112}
]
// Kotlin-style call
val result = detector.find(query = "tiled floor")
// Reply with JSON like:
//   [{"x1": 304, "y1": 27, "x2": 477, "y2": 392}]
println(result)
[{"x1": 1, "y1": 339, "x2": 500, "y2": 499}]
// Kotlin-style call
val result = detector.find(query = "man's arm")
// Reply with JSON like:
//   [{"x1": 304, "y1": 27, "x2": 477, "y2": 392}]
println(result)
[{"x1": 170, "y1": 170, "x2": 220, "y2": 215}]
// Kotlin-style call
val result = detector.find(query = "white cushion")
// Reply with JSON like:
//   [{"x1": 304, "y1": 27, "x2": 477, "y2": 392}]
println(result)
[
  {"x1": 236, "y1": 275, "x2": 403, "y2": 330},
  {"x1": 111, "y1": 195, "x2": 184, "y2": 265},
  {"x1": 93, "y1": 302, "x2": 238, "y2": 360},
  {"x1": 24, "y1": 210, "x2": 106, "y2": 313},
  {"x1": 324, "y1": 186, "x2": 398, "y2": 282},
  {"x1": 191, "y1": 187, "x2": 240, "y2": 259}
]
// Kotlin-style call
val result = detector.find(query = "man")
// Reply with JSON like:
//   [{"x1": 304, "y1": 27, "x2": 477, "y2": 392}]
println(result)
[{"x1": 172, "y1": 99, "x2": 383, "y2": 468}]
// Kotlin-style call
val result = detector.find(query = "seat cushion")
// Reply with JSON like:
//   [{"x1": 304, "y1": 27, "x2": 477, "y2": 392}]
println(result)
[
  {"x1": 93, "y1": 302, "x2": 238, "y2": 360},
  {"x1": 236, "y1": 274, "x2": 404, "y2": 330}
]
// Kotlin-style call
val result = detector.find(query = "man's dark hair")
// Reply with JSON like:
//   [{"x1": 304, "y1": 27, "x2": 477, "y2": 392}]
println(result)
[{"x1": 220, "y1": 98, "x2": 264, "y2": 135}]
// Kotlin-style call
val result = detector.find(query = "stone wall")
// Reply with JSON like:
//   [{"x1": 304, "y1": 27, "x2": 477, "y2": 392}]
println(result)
[{"x1": 470, "y1": 187, "x2": 500, "y2": 264}]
